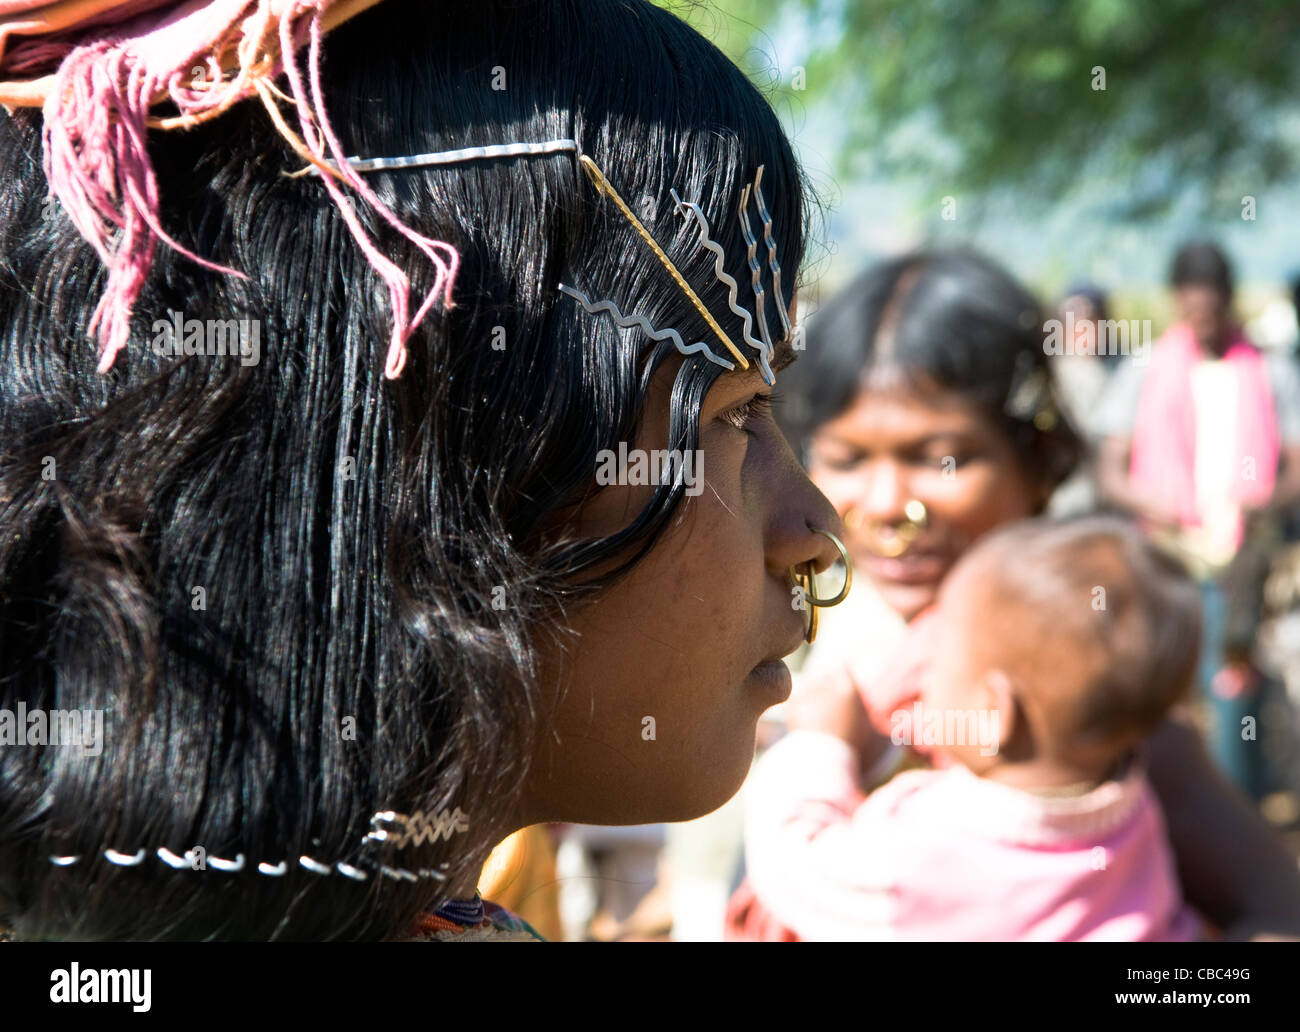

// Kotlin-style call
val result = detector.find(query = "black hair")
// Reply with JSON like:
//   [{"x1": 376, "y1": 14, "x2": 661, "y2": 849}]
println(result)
[
  {"x1": 777, "y1": 249, "x2": 1081, "y2": 499},
  {"x1": 1169, "y1": 240, "x2": 1234, "y2": 300},
  {"x1": 0, "y1": 0, "x2": 814, "y2": 939},
  {"x1": 1062, "y1": 283, "x2": 1109, "y2": 323}
]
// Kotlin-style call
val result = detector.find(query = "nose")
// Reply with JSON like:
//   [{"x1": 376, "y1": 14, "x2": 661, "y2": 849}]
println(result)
[
  {"x1": 766, "y1": 446, "x2": 845, "y2": 580},
  {"x1": 857, "y1": 457, "x2": 910, "y2": 526}
]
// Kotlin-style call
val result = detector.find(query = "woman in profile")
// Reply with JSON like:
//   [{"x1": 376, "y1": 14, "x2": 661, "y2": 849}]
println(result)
[{"x1": 0, "y1": 0, "x2": 841, "y2": 940}]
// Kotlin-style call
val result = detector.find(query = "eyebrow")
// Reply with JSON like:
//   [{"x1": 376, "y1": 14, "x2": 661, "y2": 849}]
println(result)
[
  {"x1": 771, "y1": 336, "x2": 798, "y2": 375},
  {"x1": 818, "y1": 431, "x2": 974, "y2": 451}
]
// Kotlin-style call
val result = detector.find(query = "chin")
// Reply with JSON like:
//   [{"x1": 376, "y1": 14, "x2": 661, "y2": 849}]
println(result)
[
  {"x1": 651, "y1": 734, "x2": 759, "y2": 823},
  {"x1": 876, "y1": 579, "x2": 940, "y2": 622}
]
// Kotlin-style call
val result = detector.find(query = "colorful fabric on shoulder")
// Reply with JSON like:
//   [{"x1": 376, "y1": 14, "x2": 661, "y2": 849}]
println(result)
[{"x1": 405, "y1": 892, "x2": 546, "y2": 942}]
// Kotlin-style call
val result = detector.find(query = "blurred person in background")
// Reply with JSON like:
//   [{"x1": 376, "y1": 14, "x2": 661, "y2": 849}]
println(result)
[
  {"x1": 1047, "y1": 284, "x2": 1116, "y2": 518},
  {"x1": 1095, "y1": 241, "x2": 1300, "y2": 800}
]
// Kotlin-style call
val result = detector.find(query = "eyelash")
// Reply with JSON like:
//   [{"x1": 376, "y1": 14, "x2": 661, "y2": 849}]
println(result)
[{"x1": 719, "y1": 390, "x2": 782, "y2": 433}]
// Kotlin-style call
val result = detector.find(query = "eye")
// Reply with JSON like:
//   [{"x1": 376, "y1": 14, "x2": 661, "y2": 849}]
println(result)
[
  {"x1": 809, "y1": 439, "x2": 866, "y2": 471},
  {"x1": 916, "y1": 447, "x2": 976, "y2": 472},
  {"x1": 718, "y1": 390, "x2": 781, "y2": 434}
]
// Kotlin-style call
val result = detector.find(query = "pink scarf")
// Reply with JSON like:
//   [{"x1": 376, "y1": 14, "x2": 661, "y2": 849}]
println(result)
[{"x1": 1129, "y1": 322, "x2": 1277, "y2": 549}]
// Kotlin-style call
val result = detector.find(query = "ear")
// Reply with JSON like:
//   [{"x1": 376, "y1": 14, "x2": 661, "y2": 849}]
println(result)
[{"x1": 978, "y1": 667, "x2": 1017, "y2": 750}]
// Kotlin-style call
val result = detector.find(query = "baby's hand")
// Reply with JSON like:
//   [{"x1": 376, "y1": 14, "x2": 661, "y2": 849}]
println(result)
[
  {"x1": 785, "y1": 668, "x2": 892, "y2": 783},
  {"x1": 859, "y1": 604, "x2": 939, "y2": 737}
]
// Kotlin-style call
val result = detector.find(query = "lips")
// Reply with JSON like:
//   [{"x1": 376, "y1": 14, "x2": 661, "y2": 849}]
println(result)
[
  {"x1": 744, "y1": 615, "x2": 805, "y2": 704},
  {"x1": 747, "y1": 658, "x2": 793, "y2": 702},
  {"x1": 861, "y1": 547, "x2": 950, "y2": 586}
]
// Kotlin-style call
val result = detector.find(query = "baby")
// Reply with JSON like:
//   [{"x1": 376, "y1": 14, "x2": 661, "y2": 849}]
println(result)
[{"x1": 745, "y1": 515, "x2": 1204, "y2": 940}]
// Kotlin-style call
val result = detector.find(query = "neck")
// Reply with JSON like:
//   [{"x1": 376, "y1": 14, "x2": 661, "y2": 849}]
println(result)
[{"x1": 975, "y1": 753, "x2": 1120, "y2": 794}]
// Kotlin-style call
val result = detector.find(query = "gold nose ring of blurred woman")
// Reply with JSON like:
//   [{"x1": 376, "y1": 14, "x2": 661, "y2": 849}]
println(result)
[{"x1": 848, "y1": 499, "x2": 928, "y2": 559}]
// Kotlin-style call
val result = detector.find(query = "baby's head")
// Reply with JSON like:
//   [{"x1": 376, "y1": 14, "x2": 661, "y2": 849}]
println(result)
[{"x1": 923, "y1": 516, "x2": 1201, "y2": 778}]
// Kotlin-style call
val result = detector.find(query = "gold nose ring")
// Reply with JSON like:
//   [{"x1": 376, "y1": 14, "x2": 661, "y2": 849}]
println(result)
[
  {"x1": 852, "y1": 499, "x2": 928, "y2": 559},
  {"x1": 789, "y1": 528, "x2": 853, "y2": 644}
]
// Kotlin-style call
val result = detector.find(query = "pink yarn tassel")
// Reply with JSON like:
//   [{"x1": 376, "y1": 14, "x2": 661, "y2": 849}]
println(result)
[{"x1": 14, "y1": 0, "x2": 460, "y2": 377}]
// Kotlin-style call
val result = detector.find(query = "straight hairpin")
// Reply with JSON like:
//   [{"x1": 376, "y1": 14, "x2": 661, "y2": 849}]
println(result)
[{"x1": 315, "y1": 138, "x2": 580, "y2": 175}]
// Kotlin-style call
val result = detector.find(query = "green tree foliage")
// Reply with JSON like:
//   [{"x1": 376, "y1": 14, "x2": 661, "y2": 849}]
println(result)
[{"x1": 660, "y1": 0, "x2": 1300, "y2": 216}]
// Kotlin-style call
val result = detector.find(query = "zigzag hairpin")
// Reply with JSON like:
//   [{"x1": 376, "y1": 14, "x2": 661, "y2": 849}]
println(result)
[
  {"x1": 316, "y1": 138, "x2": 795, "y2": 379},
  {"x1": 559, "y1": 283, "x2": 738, "y2": 371},
  {"x1": 671, "y1": 189, "x2": 776, "y2": 386},
  {"x1": 44, "y1": 808, "x2": 468, "y2": 882},
  {"x1": 752, "y1": 166, "x2": 793, "y2": 344},
  {"x1": 557, "y1": 285, "x2": 736, "y2": 371},
  {"x1": 737, "y1": 183, "x2": 776, "y2": 365}
]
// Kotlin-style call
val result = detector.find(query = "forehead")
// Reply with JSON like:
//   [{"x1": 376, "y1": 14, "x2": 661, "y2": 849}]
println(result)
[{"x1": 817, "y1": 380, "x2": 999, "y2": 443}]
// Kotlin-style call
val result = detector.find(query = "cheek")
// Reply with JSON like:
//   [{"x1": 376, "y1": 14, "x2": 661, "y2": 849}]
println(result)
[
  {"x1": 536, "y1": 447, "x2": 770, "y2": 820},
  {"x1": 930, "y1": 461, "x2": 1038, "y2": 544}
]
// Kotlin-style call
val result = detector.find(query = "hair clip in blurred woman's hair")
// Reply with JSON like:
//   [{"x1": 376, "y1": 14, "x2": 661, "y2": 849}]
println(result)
[{"x1": 1004, "y1": 353, "x2": 1059, "y2": 430}]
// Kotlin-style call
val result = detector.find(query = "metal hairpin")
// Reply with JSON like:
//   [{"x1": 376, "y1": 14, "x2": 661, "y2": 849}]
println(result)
[
  {"x1": 45, "y1": 808, "x2": 467, "y2": 882},
  {"x1": 670, "y1": 188, "x2": 775, "y2": 385},
  {"x1": 752, "y1": 167, "x2": 792, "y2": 343},
  {"x1": 311, "y1": 136, "x2": 791, "y2": 381},
  {"x1": 736, "y1": 179, "x2": 777, "y2": 371},
  {"x1": 580, "y1": 156, "x2": 748, "y2": 371},
  {"x1": 317, "y1": 138, "x2": 581, "y2": 174},
  {"x1": 557, "y1": 284, "x2": 736, "y2": 371}
]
